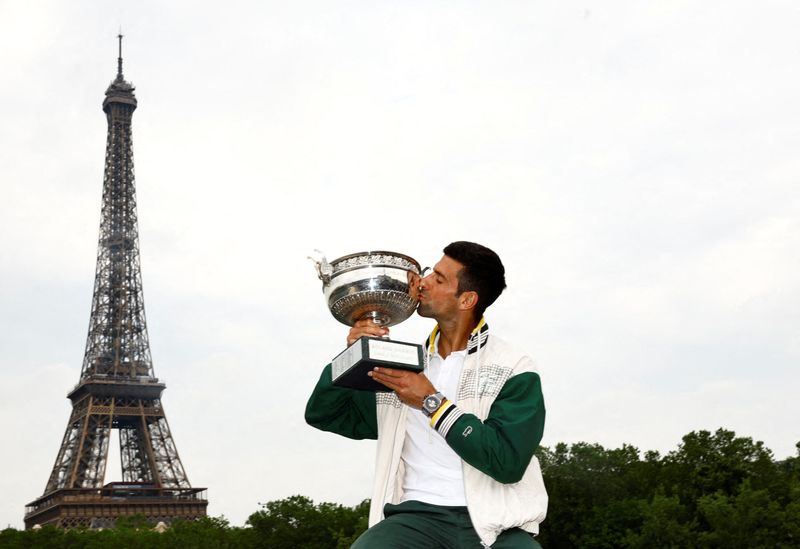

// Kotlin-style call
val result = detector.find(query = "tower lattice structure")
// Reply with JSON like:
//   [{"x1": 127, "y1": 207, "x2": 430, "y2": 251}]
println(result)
[{"x1": 25, "y1": 37, "x2": 207, "y2": 529}]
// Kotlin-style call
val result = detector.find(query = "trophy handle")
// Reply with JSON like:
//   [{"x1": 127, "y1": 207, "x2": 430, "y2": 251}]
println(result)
[{"x1": 308, "y1": 250, "x2": 333, "y2": 284}]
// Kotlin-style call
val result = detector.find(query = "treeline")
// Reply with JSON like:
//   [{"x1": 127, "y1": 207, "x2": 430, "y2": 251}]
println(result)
[
  {"x1": 0, "y1": 501, "x2": 367, "y2": 549},
  {"x1": 2, "y1": 429, "x2": 798, "y2": 548},
  {"x1": 536, "y1": 429, "x2": 800, "y2": 547}
]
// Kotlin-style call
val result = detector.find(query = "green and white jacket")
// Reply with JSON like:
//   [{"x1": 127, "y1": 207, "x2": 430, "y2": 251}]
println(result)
[{"x1": 305, "y1": 320, "x2": 548, "y2": 546}]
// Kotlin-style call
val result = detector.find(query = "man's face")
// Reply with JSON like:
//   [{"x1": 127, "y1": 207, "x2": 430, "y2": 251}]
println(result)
[{"x1": 416, "y1": 255, "x2": 464, "y2": 320}]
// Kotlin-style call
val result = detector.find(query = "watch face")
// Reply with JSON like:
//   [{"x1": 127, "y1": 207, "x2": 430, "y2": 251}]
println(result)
[{"x1": 423, "y1": 394, "x2": 442, "y2": 415}]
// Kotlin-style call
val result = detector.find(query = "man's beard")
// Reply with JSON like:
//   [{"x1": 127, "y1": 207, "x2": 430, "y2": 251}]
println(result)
[{"x1": 416, "y1": 301, "x2": 434, "y2": 318}]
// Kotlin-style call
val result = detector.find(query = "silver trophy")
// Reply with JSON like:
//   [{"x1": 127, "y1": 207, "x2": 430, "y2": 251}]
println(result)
[{"x1": 311, "y1": 250, "x2": 425, "y2": 391}]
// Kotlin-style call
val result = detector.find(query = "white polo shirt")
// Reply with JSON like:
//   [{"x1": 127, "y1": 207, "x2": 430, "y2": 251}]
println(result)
[{"x1": 400, "y1": 347, "x2": 467, "y2": 506}]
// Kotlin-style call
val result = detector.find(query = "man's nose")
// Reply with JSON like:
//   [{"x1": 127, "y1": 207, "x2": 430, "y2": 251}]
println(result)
[{"x1": 419, "y1": 273, "x2": 432, "y2": 289}]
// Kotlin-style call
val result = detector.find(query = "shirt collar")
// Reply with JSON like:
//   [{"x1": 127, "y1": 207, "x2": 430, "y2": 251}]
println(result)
[{"x1": 425, "y1": 317, "x2": 489, "y2": 356}]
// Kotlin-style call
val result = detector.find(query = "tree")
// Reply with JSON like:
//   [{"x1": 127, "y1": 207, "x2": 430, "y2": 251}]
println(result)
[
  {"x1": 246, "y1": 495, "x2": 369, "y2": 549},
  {"x1": 536, "y1": 430, "x2": 799, "y2": 548},
  {"x1": 162, "y1": 516, "x2": 249, "y2": 548},
  {"x1": 663, "y1": 429, "x2": 778, "y2": 504},
  {"x1": 3, "y1": 430, "x2": 797, "y2": 548},
  {"x1": 622, "y1": 492, "x2": 696, "y2": 549},
  {"x1": 537, "y1": 442, "x2": 652, "y2": 548}
]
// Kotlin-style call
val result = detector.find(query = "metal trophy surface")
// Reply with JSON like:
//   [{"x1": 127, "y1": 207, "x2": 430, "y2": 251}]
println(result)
[{"x1": 311, "y1": 251, "x2": 425, "y2": 391}]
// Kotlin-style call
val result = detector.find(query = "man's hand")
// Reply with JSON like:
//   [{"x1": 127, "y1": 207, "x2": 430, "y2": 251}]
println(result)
[
  {"x1": 369, "y1": 367, "x2": 436, "y2": 409},
  {"x1": 347, "y1": 319, "x2": 389, "y2": 346}
]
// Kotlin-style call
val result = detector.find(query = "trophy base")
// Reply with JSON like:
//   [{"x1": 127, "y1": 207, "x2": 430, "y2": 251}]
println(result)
[{"x1": 331, "y1": 336, "x2": 424, "y2": 391}]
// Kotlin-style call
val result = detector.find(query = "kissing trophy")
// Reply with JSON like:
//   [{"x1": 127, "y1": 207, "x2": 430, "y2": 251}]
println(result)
[{"x1": 311, "y1": 251, "x2": 425, "y2": 391}]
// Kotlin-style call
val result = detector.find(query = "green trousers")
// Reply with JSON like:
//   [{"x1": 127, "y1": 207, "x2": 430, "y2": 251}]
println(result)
[{"x1": 351, "y1": 500, "x2": 542, "y2": 549}]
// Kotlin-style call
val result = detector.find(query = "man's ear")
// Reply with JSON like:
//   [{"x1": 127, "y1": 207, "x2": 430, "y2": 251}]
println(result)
[{"x1": 460, "y1": 291, "x2": 478, "y2": 312}]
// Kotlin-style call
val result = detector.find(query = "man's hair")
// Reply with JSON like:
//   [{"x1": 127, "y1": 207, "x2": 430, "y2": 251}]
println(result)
[{"x1": 443, "y1": 241, "x2": 507, "y2": 320}]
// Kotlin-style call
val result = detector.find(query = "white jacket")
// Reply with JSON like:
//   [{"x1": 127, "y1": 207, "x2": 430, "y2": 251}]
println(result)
[{"x1": 368, "y1": 323, "x2": 548, "y2": 546}]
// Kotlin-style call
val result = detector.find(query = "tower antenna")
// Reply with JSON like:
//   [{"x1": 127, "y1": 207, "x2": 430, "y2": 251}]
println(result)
[{"x1": 117, "y1": 30, "x2": 124, "y2": 79}]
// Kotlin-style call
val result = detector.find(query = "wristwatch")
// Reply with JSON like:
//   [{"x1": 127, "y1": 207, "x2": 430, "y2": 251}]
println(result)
[{"x1": 422, "y1": 392, "x2": 445, "y2": 417}]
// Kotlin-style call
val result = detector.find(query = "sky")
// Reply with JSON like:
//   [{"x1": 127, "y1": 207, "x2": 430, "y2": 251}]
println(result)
[{"x1": 1, "y1": 0, "x2": 799, "y2": 530}]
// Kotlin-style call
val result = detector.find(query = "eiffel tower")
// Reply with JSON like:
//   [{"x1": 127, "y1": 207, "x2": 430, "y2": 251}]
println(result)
[{"x1": 24, "y1": 36, "x2": 208, "y2": 529}]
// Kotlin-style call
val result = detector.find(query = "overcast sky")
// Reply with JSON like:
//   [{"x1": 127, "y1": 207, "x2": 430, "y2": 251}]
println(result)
[{"x1": 1, "y1": 0, "x2": 799, "y2": 529}]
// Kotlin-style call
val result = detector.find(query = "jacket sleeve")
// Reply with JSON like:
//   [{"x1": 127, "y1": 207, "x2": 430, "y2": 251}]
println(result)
[
  {"x1": 434, "y1": 371, "x2": 545, "y2": 484},
  {"x1": 304, "y1": 364, "x2": 379, "y2": 440}
]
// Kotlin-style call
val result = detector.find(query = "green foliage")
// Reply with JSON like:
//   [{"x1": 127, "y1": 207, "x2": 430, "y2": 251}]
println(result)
[
  {"x1": 0, "y1": 501, "x2": 367, "y2": 549},
  {"x1": 246, "y1": 495, "x2": 369, "y2": 549},
  {"x1": 161, "y1": 516, "x2": 250, "y2": 548},
  {"x1": 622, "y1": 492, "x2": 694, "y2": 549},
  {"x1": 662, "y1": 429, "x2": 779, "y2": 506},
  {"x1": 537, "y1": 428, "x2": 800, "y2": 548},
  {"x1": 3, "y1": 429, "x2": 798, "y2": 548}
]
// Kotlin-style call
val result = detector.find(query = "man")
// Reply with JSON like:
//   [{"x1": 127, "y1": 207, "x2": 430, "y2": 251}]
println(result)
[{"x1": 306, "y1": 241, "x2": 547, "y2": 548}]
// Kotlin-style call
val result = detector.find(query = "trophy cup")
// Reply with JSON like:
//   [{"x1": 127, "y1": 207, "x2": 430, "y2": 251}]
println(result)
[{"x1": 311, "y1": 251, "x2": 425, "y2": 391}]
